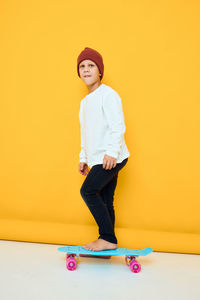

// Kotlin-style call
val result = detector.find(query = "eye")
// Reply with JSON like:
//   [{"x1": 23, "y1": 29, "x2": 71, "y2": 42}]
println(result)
[{"x1": 80, "y1": 64, "x2": 94, "y2": 68}]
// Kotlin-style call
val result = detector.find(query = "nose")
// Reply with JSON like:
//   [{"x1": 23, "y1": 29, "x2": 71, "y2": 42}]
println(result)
[{"x1": 83, "y1": 70, "x2": 90, "y2": 76}]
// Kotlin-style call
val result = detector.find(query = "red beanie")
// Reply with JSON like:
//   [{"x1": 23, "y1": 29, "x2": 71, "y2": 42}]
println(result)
[{"x1": 77, "y1": 47, "x2": 104, "y2": 80}]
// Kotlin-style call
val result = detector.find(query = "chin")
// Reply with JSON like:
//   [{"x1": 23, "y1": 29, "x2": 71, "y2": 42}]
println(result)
[{"x1": 84, "y1": 79, "x2": 96, "y2": 85}]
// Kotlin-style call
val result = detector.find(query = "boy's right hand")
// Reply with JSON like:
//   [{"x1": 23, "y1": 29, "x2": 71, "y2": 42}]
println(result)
[{"x1": 79, "y1": 162, "x2": 89, "y2": 176}]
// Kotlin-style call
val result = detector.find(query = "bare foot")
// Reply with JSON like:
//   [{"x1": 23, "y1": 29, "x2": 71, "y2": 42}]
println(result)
[{"x1": 82, "y1": 238, "x2": 117, "y2": 251}]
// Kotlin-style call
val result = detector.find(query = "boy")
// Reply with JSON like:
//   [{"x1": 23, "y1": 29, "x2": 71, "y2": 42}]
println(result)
[{"x1": 77, "y1": 47, "x2": 130, "y2": 251}]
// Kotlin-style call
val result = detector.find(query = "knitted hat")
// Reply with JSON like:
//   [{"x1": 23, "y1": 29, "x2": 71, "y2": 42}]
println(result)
[{"x1": 77, "y1": 47, "x2": 104, "y2": 80}]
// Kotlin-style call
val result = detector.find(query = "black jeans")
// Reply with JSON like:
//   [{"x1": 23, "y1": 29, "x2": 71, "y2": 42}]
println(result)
[{"x1": 80, "y1": 157, "x2": 128, "y2": 244}]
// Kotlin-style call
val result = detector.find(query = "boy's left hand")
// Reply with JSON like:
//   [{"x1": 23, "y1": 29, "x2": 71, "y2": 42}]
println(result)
[{"x1": 103, "y1": 154, "x2": 117, "y2": 170}]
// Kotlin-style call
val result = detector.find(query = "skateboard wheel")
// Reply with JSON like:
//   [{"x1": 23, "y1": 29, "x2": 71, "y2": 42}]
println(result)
[
  {"x1": 66, "y1": 257, "x2": 77, "y2": 271},
  {"x1": 130, "y1": 260, "x2": 141, "y2": 273}
]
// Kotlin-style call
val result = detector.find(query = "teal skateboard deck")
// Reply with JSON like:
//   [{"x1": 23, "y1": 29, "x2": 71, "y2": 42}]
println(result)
[{"x1": 58, "y1": 246, "x2": 153, "y2": 273}]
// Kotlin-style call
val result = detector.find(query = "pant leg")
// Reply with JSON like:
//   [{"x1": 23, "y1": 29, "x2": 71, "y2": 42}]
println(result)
[
  {"x1": 80, "y1": 158, "x2": 128, "y2": 244},
  {"x1": 99, "y1": 172, "x2": 118, "y2": 229}
]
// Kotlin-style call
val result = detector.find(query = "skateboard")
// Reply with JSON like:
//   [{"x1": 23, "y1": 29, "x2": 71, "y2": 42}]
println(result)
[{"x1": 58, "y1": 246, "x2": 153, "y2": 273}]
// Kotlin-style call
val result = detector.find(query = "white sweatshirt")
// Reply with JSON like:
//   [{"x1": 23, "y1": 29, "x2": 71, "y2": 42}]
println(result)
[{"x1": 79, "y1": 83, "x2": 130, "y2": 168}]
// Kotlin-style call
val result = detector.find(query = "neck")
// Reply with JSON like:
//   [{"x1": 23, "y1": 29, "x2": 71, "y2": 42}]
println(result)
[{"x1": 87, "y1": 81, "x2": 102, "y2": 94}]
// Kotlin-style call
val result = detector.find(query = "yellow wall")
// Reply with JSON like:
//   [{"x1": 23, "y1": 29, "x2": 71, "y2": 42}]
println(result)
[{"x1": 0, "y1": 0, "x2": 200, "y2": 254}]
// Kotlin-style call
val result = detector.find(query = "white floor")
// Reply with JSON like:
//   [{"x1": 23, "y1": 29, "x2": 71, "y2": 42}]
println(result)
[{"x1": 0, "y1": 240, "x2": 200, "y2": 300}]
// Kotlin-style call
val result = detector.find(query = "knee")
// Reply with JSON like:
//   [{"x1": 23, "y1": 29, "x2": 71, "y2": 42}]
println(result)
[
  {"x1": 80, "y1": 186, "x2": 91, "y2": 205},
  {"x1": 80, "y1": 184, "x2": 98, "y2": 198},
  {"x1": 80, "y1": 185, "x2": 85, "y2": 198}
]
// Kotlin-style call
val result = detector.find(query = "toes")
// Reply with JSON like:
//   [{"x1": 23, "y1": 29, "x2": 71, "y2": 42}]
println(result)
[
  {"x1": 83, "y1": 246, "x2": 90, "y2": 250},
  {"x1": 82, "y1": 242, "x2": 102, "y2": 251},
  {"x1": 83, "y1": 244, "x2": 91, "y2": 249},
  {"x1": 92, "y1": 247, "x2": 99, "y2": 251}
]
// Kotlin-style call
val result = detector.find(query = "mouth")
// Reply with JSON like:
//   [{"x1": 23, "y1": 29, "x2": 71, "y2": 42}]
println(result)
[{"x1": 84, "y1": 75, "x2": 91, "y2": 78}]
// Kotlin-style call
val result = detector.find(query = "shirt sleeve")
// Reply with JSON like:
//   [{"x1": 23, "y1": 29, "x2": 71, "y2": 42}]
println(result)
[
  {"x1": 79, "y1": 101, "x2": 87, "y2": 163},
  {"x1": 102, "y1": 91, "x2": 126, "y2": 159}
]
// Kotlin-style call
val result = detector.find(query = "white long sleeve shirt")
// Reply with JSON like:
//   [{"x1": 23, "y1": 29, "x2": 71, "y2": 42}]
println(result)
[{"x1": 79, "y1": 83, "x2": 130, "y2": 168}]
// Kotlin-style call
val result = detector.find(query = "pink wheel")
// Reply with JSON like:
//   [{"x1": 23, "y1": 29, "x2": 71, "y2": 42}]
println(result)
[
  {"x1": 66, "y1": 257, "x2": 77, "y2": 271},
  {"x1": 130, "y1": 259, "x2": 141, "y2": 273}
]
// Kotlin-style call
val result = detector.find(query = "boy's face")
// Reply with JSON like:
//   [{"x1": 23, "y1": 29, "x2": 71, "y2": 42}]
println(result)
[{"x1": 79, "y1": 59, "x2": 101, "y2": 85}]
